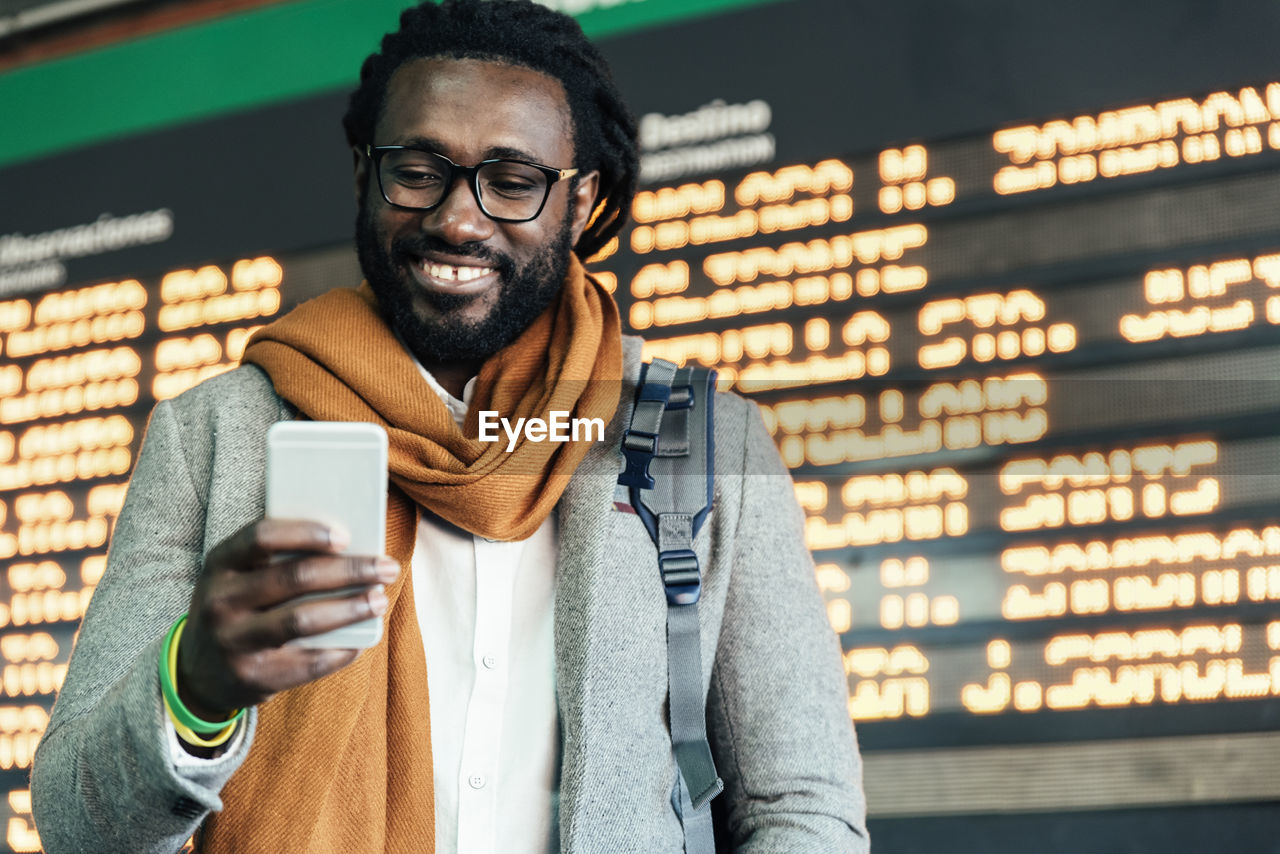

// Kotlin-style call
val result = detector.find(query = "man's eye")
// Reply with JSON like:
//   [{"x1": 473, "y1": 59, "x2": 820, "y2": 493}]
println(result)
[
  {"x1": 392, "y1": 169, "x2": 443, "y2": 187},
  {"x1": 486, "y1": 179, "x2": 538, "y2": 198}
]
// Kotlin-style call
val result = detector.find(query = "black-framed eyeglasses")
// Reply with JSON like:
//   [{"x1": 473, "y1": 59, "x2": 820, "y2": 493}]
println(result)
[{"x1": 364, "y1": 145, "x2": 579, "y2": 223}]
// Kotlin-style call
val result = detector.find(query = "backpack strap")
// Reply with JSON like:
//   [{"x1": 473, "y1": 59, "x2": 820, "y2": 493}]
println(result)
[{"x1": 618, "y1": 358, "x2": 723, "y2": 853}]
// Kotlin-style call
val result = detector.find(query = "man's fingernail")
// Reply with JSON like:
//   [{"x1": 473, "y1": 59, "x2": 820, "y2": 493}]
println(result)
[
  {"x1": 376, "y1": 558, "x2": 399, "y2": 583},
  {"x1": 327, "y1": 524, "x2": 351, "y2": 550},
  {"x1": 369, "y1": 585, "x2": 388, "y2": 615}
]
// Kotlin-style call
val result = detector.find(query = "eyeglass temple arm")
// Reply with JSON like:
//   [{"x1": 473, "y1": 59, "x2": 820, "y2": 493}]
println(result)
[{"x1": 365, "y1": 146, "x2": 577, "y2": 180}]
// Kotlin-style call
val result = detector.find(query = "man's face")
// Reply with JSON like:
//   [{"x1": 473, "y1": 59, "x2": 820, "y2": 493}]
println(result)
[{"x1": 354, "y1": 57, "x2": 599, "y2": 364}]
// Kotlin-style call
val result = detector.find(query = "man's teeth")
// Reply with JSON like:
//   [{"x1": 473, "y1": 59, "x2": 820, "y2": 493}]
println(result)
[{"x1": 422, "y1": 261, "x2": 495, "y2": 282}]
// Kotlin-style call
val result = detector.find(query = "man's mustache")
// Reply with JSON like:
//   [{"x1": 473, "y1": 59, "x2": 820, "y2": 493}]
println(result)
[{"x1": 392, "y1": 236, "x2": 511, "y2": 273}]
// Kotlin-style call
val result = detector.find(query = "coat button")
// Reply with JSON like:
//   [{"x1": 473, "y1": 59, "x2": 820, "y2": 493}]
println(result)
[{"x1": 468, "y1": 774, "x2": 486, "y2": 789}]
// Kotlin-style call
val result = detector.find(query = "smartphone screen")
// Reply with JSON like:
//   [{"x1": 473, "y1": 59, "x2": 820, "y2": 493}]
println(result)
[{"x1": 265, "y1": 421, "x2": 388, "y2": 648}]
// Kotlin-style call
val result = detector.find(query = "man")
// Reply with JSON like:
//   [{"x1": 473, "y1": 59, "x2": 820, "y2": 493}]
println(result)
[{"x1": 30, "y1": 1, "x2": 869, "y2": 851}]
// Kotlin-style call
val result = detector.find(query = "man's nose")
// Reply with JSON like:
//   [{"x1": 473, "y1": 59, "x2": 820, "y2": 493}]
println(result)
[{"x1": 422, "y1": 176, "x2": 496, "y2": 245}]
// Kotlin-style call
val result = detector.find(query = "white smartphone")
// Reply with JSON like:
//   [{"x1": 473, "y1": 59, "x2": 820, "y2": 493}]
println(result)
[{"x1": 265, "y1": 421, "x2": 388, "y2": 649}]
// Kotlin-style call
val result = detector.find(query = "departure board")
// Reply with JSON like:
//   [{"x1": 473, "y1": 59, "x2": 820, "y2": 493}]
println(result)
[
  {"x1": 4, "y1": 0, "x2": 1280, "y2": 850},
  {"x1": 589, "y1": 79, "x2": 1280, "y2": 745}
]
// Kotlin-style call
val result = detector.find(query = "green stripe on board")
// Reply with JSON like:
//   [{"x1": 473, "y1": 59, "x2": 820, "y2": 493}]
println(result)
[{"x1": 0, "y1": 0, "x2": 787, "y2": 170}]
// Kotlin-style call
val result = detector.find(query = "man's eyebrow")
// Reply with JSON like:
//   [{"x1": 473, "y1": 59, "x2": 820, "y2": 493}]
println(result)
[
  {"x1": 381, "y1": 137, "x2": 550, "y2": 165},
  {"x1": 387, "y1": 135, "x2": 449, "y2": 151},
  {"x1": 483, "y1": 145, "x2": 545, "y2": 163}
]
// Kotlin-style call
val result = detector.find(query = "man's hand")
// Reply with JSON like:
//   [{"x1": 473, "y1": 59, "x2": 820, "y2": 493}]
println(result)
[{"x1": 175, "y1": 518, "x2": 398, "y2": 726}]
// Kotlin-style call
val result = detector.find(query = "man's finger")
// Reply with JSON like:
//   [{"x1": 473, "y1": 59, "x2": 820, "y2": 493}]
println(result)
[
  {"x1": 222, "y1": 585, "x2": 388, "y2": 650},
  {"x1": 223, "y1": 554, "x2": 398, "y2": 609},
  {"x1": 208, "y1": 517, "x2": 350, "y2": 571},
  {"x1": 290, "y1": 647, "x2": 362, "y2": 689},
  {"x1": 212, "y1": 648, "x2": 361, "y2": 707}
]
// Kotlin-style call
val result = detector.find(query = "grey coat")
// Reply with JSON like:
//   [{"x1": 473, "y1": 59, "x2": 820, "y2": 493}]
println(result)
[{"x1": 30, "y1": 335, "x2": 869, "y2": 853}]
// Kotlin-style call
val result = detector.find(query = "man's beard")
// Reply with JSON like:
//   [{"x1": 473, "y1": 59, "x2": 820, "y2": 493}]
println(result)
[{"x1": 355, "y1": 201, "x2": 573, "y2": 364}]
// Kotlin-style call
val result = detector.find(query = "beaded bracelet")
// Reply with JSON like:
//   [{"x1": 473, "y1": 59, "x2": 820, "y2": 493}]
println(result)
[{"x1": 159, "y1": 614, "x2": 244, "y2": 747}]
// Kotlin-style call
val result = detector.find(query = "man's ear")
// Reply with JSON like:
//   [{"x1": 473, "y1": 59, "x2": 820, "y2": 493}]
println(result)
[
  {"x1": 568, "y1": 170, "x2": 601, "y2": 245},
  {"x1": 353, "y1": 146, "x2": 369, "y2": 205}
]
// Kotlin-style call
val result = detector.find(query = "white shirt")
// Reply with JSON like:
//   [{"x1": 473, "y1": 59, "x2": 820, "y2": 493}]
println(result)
[
  {"x1": 411, "y1": 370, "x2": 561, "y2": 854},
  {"x1": 169, "y1": 367, "x2": 561, "y2": 854}
]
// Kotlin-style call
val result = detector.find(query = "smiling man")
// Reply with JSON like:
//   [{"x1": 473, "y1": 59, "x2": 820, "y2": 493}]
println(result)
[
  {"x1": 30, "y1": 2, "x2": 868, "y2": 853},
  {"x1": 354, "y1": 56, "x2": 597, "y2": 392}
]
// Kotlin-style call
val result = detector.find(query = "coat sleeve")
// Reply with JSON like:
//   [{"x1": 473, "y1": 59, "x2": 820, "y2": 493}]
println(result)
[
  {"x1": 30, "y1": 398, "x2": 257, "y2": 854},
  {"x1": 707, "y1": 399, "x2": 870, "y2": 852}
]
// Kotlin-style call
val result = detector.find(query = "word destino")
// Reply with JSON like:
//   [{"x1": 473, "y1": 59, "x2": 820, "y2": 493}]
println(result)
[{"x1": 477, "y1": 411, "x2": 606, "y2": 452}]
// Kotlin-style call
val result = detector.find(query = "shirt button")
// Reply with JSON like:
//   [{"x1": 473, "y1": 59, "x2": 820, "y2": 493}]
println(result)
[
  {"x1": 482, "y1": 655, "x2": 497, "y2": 669},
  {"x1": 468, "y1": 774, "x2": 486, "y2": 789}
]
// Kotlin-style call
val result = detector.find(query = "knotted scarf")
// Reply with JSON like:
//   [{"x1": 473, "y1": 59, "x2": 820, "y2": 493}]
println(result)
[{"x1": 197, "y1": 255, "x2": 622, "y2": 852}]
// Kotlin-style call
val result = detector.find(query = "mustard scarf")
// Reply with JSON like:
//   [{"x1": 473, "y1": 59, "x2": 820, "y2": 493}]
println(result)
[{"x1": 198, "y1": 255, "x2": 621, "y2": 852}]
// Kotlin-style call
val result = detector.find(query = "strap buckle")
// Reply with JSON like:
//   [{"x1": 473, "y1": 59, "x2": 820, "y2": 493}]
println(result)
[
  {"x1": 619, "y1": 429, "x2": 659, "y2": 489},
  {"x1": 667, "y1": 384, "x2": 694, "y2": 410},
  {"x1": 660, "y1": 549, "x2": 702, "y2": 605}
]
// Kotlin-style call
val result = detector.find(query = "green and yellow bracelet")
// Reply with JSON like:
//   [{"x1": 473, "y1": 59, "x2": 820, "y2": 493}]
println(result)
[{"x1": 159, "y1": 614, "x2": 244, "y2": 748}]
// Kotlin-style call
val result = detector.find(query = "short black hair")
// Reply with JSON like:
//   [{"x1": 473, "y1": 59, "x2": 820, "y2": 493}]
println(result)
[{"x1": 343, "y1": 0, "x2": 638, "y2": 260}]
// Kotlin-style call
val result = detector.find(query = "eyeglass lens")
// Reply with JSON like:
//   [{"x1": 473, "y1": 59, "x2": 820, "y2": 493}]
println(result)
[{"x1": 378, "y1": 150, "x2": 550, "y2": 220}]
